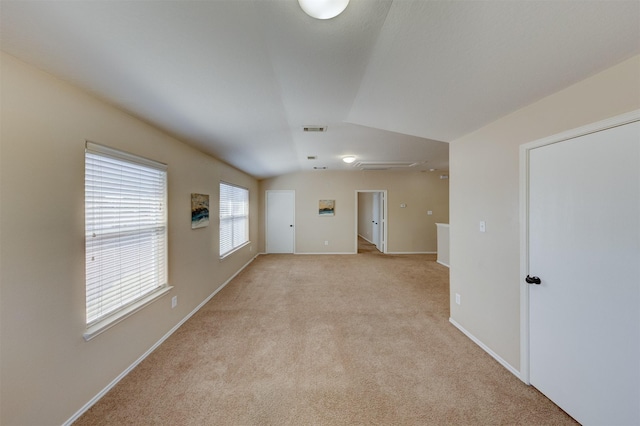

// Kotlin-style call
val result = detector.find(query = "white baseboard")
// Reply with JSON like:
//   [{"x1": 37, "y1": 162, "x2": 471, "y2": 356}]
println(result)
[
  {"x1": 262, "y1": 250, "x2": 437, "y2": 256},
  {"x1": 387, "y1": 251, "x2": 437, "y2": 255},
  {"x1": 64, "y1": 254, "x2": 259, "y2": 426},
  {"x1": 294, "y1": 251, "x2": 356, "y2": 255},
  {"x1": 448, "y1": 317, "x2": 523, "y2": 381},
  {"x1": 436, "y1": 260, "x2": 450, "y2": 268},
  {"x1": 358, "y1": 234, "x2": 374, "y2": 244}
]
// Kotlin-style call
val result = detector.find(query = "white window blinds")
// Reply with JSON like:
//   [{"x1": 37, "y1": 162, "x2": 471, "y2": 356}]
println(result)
[
  {"x1": 219, "y1": 182, "x2": 249, "y2": 257},
  {"x1": 85, "y1": 142, "x2": 167, "y2": 326}
]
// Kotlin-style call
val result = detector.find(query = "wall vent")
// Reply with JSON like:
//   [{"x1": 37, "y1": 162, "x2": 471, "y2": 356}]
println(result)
[
  {"x1": 307, "y1": 156, "x2": 317, "y2": 160},
  {"x1": 313, "y1": 166, "x2": 328, "y2": 170},
  {"x1": 303, "y1": 126, "x2": 327, "y2": 132}
]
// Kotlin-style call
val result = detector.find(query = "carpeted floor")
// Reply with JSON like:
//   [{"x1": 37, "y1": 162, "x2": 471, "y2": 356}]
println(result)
[{"x1": 75, "y1": 250, "x2": 576, "y2": 425}]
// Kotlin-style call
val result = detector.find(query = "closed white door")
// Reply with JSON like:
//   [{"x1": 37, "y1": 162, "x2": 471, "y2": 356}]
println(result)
[
  {"x1": 527, "y1": 119, "x2": 639, "y2": 425},
  {"x1": 266, "y1": 190, "x2": 295, "y2": 253}
]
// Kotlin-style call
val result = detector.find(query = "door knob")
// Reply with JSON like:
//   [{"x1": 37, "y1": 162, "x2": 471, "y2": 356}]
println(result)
[
  {"x1": 525, "y1": 275, "x2": 541, "y2": 285},
  {"x1": 289, "y1": 225, "x2": 293, "y2": 227}
]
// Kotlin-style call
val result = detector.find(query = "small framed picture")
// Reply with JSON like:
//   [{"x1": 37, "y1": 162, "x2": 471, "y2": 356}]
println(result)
[
  {"x1": 319, "y1": 199, "x2": 335, "y2": 216},
  {"x1": 191, "y1": 193, "x2": 209, "y2": 229}
]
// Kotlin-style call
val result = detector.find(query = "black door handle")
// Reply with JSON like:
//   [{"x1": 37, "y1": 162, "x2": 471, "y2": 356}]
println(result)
[{"x1": 526, "y1": 275, "x2": 541, "y2": 285}]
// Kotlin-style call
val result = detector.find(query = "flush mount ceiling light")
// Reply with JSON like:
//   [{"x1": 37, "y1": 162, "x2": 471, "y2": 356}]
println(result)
[
  {"x1": 342, "y1": 156, "x2": 356, "y2": 164},
  {"x1": 298, "y1": 0, "x2": 350, "y2": 19}
]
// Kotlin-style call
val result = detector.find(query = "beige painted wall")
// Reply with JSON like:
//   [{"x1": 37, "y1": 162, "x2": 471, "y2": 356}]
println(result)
[
  {"x1": 449, "y1": 55, "x2": 640, "y2": 371},
  {"x1": 0, "y1": 53, "x2": 259, "y2": 425},
  {"x1": 259, "y1": 171, "x2": 449, "y2": 254}
]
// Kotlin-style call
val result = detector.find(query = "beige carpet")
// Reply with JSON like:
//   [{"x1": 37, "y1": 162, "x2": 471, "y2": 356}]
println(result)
[{"x1": 75, "y1": 252, "x2": 576, "y2": 425}]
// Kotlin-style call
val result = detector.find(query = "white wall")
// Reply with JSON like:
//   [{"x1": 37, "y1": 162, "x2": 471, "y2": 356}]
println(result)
[
  {"x1": 259, "y1": 170, "x2": 449, "y2": 254},
  {"x1": 0, "y1": 53, "x2": 259, "y2": 425},
  {"x1": 449, "y1": 55, "x2": 640, "y2": 371}
]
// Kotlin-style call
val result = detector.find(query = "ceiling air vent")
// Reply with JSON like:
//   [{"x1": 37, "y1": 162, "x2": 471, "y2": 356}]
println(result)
[
  {"x1": 353, "y1": 161, "x2": 419, "y2": 171},
  {"x1": 313, "y1": 166, "x2": 328, "y2": 170},
  {"x1": 307, "y1": 156, "x2": 317, "y2": 160},
  {"x1": 303, "y1": 126, "x2": 327, "y2": 132}
]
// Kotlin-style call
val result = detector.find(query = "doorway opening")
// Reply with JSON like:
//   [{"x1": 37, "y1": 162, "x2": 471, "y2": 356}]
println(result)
[{"x1": 355, "y1": 190, "x2": 387, "y2": 254}]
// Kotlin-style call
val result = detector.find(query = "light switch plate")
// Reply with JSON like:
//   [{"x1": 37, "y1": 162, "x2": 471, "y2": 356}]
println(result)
[{"x1": 479, "y1": 221, "x2": 486, "y2": 233}]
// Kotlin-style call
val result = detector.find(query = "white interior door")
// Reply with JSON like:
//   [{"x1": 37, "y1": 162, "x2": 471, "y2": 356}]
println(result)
[
  {"x1": 527, "y1": 119, "x2": 640, "y2": 425},
  {"x1": 372, "y1": 193, "x2": 380, "y2": 250},
  {"x1": 266, "y1": 190, "x2": 295, "y2": 253}
]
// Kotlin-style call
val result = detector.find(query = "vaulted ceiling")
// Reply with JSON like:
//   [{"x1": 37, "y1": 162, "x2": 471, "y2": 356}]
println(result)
[{"x1": 1, "y1": 0, "x2": 638, "y2": 178}]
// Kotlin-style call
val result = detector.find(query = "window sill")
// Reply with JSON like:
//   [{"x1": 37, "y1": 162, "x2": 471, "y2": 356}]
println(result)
[
  {"x1": 220, "y1": 241, "x2": 251, "y2": 260},
  {"x1": 83, "y1": 286, "x2": 173, "y2": 341}
]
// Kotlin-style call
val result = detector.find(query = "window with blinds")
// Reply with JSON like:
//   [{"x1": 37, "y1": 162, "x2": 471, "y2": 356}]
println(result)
[
  {"x1": 219, "y1": 182, "x2": 249, "y2": 258},
  {"x1": 85, "y1": 142, "x2": 168, "y2": 327}
]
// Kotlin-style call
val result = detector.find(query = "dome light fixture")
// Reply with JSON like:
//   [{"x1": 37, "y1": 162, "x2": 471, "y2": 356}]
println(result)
[
  {"x1": 342, "y1": 156, "x2": 356, "y2": 164},
  {"x1": 298, "y1": 0, "x2": 350, "y2": 20}
]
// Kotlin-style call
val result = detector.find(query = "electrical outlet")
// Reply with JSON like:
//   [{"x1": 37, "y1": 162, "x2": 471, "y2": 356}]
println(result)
[
  {"x1": 324, "y1": 240, "x2": 329, "y2": 246},
  {"x1": 171, "y1": 296, "x2": 177, "y2": 309},
  {"x1": 427, "y1": 210, "x2": 433, "y2": 215},
  {"x1": 455, "y1": 293, "x2": 461, "y2": 305}
]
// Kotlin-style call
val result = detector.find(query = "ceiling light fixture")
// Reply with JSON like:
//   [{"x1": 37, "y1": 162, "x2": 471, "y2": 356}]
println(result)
[
  {"x1": 298, "y1": 0, "x2": 350, "y2": 20},
  {"x1": 342, "y1": 156, "x2": 356, "y2": 164}
]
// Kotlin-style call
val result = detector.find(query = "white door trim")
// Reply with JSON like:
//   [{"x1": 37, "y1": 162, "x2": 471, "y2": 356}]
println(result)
[
  {"x1": 519, "y1": 109, "x2": 640, "y2": 384},
  {"x1": 355, "y1": 190, "x2": 388, "y2": 254}
]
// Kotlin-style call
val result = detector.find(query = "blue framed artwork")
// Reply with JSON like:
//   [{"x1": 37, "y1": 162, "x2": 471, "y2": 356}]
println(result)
[
  {"x1": 191, "y1": 193, "x2": 210, "y2": 229},
  {"x1": 319, "y1": 199, "x2": 335, "y2": 216}
]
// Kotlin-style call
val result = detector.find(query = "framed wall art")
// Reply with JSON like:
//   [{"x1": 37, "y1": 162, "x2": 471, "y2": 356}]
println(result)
[
  {"x1": 319, "y1": 199, "x2": 335, "y2": 216},
  {"x1": 191, "y1": 193, "x2": 210, "y2": 229}
]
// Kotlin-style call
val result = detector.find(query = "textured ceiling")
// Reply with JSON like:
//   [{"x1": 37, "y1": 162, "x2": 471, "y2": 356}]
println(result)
[{"x1": 1, "y1": 0, "x2": 638, "y2": 178}]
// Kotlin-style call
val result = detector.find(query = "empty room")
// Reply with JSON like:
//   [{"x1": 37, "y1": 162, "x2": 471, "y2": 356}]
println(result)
[{"x1": 1, "y1": 1, "x2": 639, "y2": 425}]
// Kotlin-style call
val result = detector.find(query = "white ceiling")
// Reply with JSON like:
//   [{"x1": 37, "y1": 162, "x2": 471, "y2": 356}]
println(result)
[{"x1": 1, "y1": 0, "x2": 638, "y2": 179}]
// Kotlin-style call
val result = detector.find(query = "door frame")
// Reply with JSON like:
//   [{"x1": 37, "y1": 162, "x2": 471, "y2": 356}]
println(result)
[
  {"x1": 355, "y1": 190, "x2": 388, "y2": 254},
  {"x1": 265, "y1": 189, "x2": 295, "y2": 254},
  {"x1": 518, "y1": 109, "x2": 640, "y2": 384}
]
